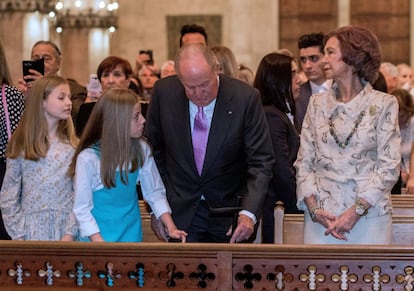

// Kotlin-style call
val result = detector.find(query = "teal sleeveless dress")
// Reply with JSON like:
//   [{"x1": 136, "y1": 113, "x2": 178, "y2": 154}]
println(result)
[{"x1": 81, "y1": 146, "x2": 143, "y2": 242}]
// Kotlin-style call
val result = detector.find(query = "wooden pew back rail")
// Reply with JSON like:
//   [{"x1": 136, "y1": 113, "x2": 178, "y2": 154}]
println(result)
[{"x1": 0, "y1": 242, "x2": 414, "y2": 290}]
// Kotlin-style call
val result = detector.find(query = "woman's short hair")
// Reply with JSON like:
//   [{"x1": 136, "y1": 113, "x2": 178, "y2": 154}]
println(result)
[
  {"x1": 97, "y1": 56, "x2": 132, "y2": 82},
  {"x1": 324, "y1": 25, "x2": 382, "y2": 83}
]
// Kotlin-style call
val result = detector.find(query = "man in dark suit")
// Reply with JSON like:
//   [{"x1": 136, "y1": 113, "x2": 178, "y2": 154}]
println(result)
[
  {"x1": 295, "y1": 33, "x2": 332, "y2": 133},
  {"x1": 144, "y1": 44, "x2": 274, "y2": 243}
]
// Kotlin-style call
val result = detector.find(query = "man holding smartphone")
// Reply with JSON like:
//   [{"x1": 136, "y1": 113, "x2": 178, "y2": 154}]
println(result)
[
  {"x1": 18, "y1": 40, "x2": 61, "y2": 91},
  {"x1": 18, "y1": 40, "x2": 86, "y2": 123}
]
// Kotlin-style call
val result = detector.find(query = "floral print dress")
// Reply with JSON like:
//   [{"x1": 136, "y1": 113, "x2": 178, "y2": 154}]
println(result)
[{"x1": 0, "y1": 140, "x2": 78, "y2": 240}]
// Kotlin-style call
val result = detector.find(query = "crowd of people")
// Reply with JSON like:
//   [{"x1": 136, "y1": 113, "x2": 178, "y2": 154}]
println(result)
[{"x1": 0, "y1": 23, "x2": 410, "y2": 245}]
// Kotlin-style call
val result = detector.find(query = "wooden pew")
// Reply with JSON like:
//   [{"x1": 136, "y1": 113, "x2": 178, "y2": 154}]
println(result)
[
  {"x1": 274, "y1": 203, "x2": 414, "y2": 245},
  {"x1": 391, "y1": 194, "x2": 414, "y2": 215},
  {"x1": 392, "y1": 194, "x2": 414, "y2": 204},
  {"x1": 143, "y1": 196, "x2": 414, "y2": 243},
  {"x1": 1, "y1": 242, "x2": 414, "y2": 289}
]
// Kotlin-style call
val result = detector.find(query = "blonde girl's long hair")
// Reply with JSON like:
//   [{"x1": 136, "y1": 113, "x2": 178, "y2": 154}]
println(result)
[
  {"x1": 7, "y1": 76, "x2": 78, "y2": 160},
  {"x1": 69, "y1": 88, "x2": 144, "y2": 188}
]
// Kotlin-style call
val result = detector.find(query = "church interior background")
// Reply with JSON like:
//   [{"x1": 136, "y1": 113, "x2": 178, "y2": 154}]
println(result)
[{"x1": 0, "y1": 0, "x2": 411, "y2": 96}]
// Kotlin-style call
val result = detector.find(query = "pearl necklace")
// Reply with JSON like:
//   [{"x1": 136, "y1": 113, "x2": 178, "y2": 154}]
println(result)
[{"x1": 328, "y1": 110, "x2": 366, "y2": 148}]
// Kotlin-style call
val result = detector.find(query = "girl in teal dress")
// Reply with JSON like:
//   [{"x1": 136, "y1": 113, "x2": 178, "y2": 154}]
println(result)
[{"x1": 70, "y1": 88, "x2": 186, "y2": 242}]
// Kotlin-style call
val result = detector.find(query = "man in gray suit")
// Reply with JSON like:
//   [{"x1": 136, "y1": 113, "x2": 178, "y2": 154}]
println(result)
[
  {"x1": 295, "y1": 33, "x2": 332, "y2": 133},
  {"x1": 144, "y1": 44, "x2": 274, "y2": 243}
]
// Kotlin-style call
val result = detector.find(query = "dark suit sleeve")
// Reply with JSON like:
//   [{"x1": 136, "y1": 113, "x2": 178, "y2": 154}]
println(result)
[
  {"x1": 241, "y1": 89, "x2": 275, "y2": 218},
  {"x1": 143, "y1": 82, "x2": 166, "y2": 179}
]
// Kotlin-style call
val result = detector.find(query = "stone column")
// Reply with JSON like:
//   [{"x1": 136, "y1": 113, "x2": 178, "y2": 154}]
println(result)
[
  {"x1": 338, "y1": 0, "x2": 351, "y2": 27},
  {"x1": 0, "y1": 12, "x2": 26, "y2": 84},
  {"x1": 59, "y1": 28, "x2": 90, "y2": 86},
  {"x1": 227, "y1": 0, "x2": 278, "y2": 71},
  {"x1": 88, "y1": 28, "x2": 109, "y2": 76}
]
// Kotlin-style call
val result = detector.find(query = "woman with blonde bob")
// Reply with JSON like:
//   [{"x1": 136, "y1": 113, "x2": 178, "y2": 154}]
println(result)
[
  {"x1": 1, "y1": 75, "x2": 78, "y2": 240},
  {"x1": 70, "y1": 88, "x2": 187, "y2": 242}
]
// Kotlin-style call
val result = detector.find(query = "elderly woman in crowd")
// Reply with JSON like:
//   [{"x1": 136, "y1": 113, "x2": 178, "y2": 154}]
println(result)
[{"x1": 295, "y1": 25, "x2": 400, "y2": 244}]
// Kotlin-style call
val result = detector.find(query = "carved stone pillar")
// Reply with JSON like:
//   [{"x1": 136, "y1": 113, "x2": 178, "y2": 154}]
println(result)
[
  {"x1": 0, "y1": 12, "x2": 25, "y2": 84},
  {"x1": 59, "y1": 28, "x2": 90, "y2": 86}
]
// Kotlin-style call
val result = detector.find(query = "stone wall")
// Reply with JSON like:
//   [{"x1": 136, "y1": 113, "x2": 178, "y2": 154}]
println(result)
[{"x1": 0, "y1": 0, "x2": 410, "y2": 86}]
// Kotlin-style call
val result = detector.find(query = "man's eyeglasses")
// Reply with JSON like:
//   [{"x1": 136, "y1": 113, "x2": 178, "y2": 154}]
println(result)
[{"x1": 32, "y1": 55, "x2": 56, "y2": 63}]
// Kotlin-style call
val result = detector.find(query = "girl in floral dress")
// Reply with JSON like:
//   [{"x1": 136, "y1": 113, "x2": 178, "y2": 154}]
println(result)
[{"x1": 0, "y1": 76, "x2": 78, "y2": 240}]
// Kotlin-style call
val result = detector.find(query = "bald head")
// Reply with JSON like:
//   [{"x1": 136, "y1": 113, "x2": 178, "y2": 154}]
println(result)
[
  {"x1": 175, "y1": 44, "x2": 216, "y2": 76},
  {"x1": 174, "y1": 44, "x2": 219, "y2": 107}
]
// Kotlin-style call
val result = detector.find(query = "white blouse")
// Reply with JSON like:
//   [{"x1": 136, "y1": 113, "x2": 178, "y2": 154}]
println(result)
[{"x1": 73, "y1": 140, "x2": 171, "y2": 237}]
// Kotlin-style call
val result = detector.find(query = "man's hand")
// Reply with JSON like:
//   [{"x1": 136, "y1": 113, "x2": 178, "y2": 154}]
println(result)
[
  {"x1": 406, "y1": 174, "x2": 414, "y2": 194},
  {"x1": 228, "y1": 214, "x2": 255, "y2": 243},
  {"x1": 17, "y1": 78, "x2": 28, "y2": 93},
  {"x1": 150, "y1": 214, "x2": 169, "y2": 241},
  {"x1": 18, "y1": 69, "x2": 44, "y2": 93}
]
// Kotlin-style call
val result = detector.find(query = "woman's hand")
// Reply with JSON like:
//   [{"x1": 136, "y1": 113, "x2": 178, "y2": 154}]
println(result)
[
  {"x1": 89, "y1": 232, "x2": 105, "y2": 242},
  {"x1": 312, "y1": 208, "x2": 337, "y2": 229},
  {"x1": 324, "y1": 207, "x2": 359, "y2": 240}
]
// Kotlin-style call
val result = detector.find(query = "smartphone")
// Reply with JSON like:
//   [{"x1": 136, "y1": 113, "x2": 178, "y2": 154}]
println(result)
[
  {"x1": 87, "y1": 73, "x2": 102, "y2": 99},
  {"x1": 22, "y1": 59, "x2": 44, "y2": 77}
]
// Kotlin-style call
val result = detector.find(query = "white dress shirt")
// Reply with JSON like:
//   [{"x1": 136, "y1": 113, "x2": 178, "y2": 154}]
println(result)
[
  {"x1": 73, "y1": 140, "x2": 171, "y2": 237},
  {"x1": 310, "y1": 79, "x2": 332, "y2": 94}
]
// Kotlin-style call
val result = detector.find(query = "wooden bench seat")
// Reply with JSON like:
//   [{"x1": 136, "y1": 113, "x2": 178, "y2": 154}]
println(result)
[{"x1": 274, "y1": 205, "x2": 414, "y2": 245}]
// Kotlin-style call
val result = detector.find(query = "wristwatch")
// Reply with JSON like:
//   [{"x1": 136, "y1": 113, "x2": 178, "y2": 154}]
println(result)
[
  {"x1": 355, "y1": 198, "x2": 368, "y2": 216},
  {"x1": 309, "y1": 206, "x2": 321, "y2": 222}
]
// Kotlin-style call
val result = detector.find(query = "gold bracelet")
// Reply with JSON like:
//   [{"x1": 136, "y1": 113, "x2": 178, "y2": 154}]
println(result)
[{"x1": 309, "y1": 206, "x2": 321, "y2": 222}]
